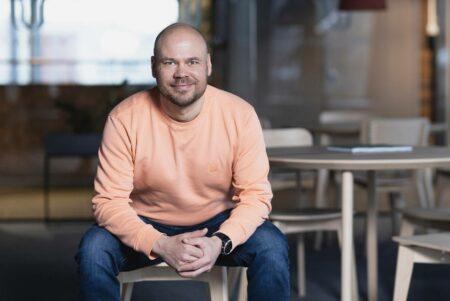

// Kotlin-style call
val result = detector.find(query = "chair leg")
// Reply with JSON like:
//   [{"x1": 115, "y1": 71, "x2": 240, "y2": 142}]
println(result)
[
  {"x1": 337, "y1": 227, "x2": 359, "y2": 301},
  {"x1": 120, "y1": 283, "x2": 134, "y2": 301},
  {"x1": 435, "y1": 172, "x2": 448, "y2": 208},
  {"x1": 297, "y1": 234, "x2": 306, "y2": 297},
  {"x1": 295, "y1": 171, "x2": 304, "y2": 207},
  {"x1": 227, "y1": 267, "x2": 239, "y2": 296},
  {"x1": 389, "y1": 192, "x2": 405, "y2": 236},
  {"x1": 209, "y1": 267, "x2": 228, "y2": 301},
  {"x1": 393, "y1": 245, "x2": 415, "y2": 301},
  {"x1": 424, "y1": 168, "x2": 435, "y2": 208},
  {"x1": 237, "y1": 267, "x2": 248, "y2": 301},
  {"x1": 414, "y1": 170, "x2": 429, "y2": 208}
]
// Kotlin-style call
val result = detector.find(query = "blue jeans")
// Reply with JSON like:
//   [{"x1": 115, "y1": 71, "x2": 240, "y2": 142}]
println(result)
[{"x1": 75, "y1": 210, "x2": 290, "y2": 301}]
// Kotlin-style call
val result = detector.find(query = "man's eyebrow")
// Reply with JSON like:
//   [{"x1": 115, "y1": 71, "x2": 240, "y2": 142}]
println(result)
[
  {"x1": 157, "y1": 56, "x2": 203, "y2": 62},
  {"x1": 159, "y1": 57, "x2": 176, "y2": 61}
]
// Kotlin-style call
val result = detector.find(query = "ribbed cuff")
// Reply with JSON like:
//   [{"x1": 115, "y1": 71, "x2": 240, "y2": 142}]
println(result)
[{"x1": 135, "y1": 224, "x2": 164, "y2": 260}]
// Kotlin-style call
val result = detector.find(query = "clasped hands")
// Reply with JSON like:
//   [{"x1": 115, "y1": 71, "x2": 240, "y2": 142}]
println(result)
[{"x1": 152, "y1": 228, "x2": 222, "y2": 278}]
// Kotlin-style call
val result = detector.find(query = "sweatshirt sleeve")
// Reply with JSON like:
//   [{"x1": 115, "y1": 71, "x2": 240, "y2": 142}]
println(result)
[
  {"x1": 92, "y1": 114, "x2": 163, "y2": 259},
  {"x1": 218, "y1": 108, "x2": 273, "y2": 249}
]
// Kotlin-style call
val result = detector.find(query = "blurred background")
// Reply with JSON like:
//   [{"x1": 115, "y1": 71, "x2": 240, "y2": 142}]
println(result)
[
  {"x1": 0, "y1": 0, "x2": 448, "y2": 220},
  {"x1": 1, "y1": 0, "x2": 450, "y2": 300}
]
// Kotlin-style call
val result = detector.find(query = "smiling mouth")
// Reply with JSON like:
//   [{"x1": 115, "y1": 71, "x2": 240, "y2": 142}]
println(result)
[
  {"x1": 173, "y1": 84, "x2": 192, "y2": 87},
  {"x1": 172, "y1": 83, "x2": 194, "y2": 90}
]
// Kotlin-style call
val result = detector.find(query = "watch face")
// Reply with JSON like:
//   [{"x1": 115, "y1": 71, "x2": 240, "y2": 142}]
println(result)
[
  {"x1": 223, "y1": 240, "x2": 232, "y2": 255},
  {"x1": 214, "y1": 232, "x2": 232, "y2": 255}
]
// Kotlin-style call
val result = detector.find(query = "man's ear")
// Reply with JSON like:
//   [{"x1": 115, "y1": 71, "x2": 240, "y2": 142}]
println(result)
[
  {"x1": 151, "y1": 56, "x2": 156, "y2": 78},
  {"x1": 207, "y1": 54, "x2": 212, "y2": 76}
]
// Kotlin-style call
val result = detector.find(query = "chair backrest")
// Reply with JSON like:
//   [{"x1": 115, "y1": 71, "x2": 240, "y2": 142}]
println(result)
[
  {"x1": 360, "y1": 118, "x2": 430, "y2": 146},
  {"x1": 319, "y1": 110, "x2": 369, "y2": 125},
  {"x1": 263, "y1": 128, "x2": 313, "y2": 148},
  {"x1": 317, "y1": 110, "x2": 369, "y2": 146},
  {"x1": 43, "y1": 133, "x2": 102, "y2": 156}
]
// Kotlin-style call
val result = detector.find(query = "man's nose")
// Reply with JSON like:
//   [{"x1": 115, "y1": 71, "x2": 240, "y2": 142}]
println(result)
[{"x1": 174, "y1": 63, "x2": 188, "y2": 78}]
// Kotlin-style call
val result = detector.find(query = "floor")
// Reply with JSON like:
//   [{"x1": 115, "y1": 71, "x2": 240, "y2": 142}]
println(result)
[{"x1": 1, "y1": 215, "x2": 450, "y2": 301}]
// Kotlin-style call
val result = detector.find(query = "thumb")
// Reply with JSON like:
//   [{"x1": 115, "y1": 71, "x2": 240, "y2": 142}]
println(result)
[{"x1": 182, "y1": 228, "x2": 207, "y2": 239}]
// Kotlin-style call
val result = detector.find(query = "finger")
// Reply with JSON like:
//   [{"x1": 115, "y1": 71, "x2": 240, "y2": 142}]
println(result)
[
  {"x1": 183, "y1": 244, "x2": 204, "y2": 258},
  {"x1": 182, "y1": 228, "x2": 207, "y2": 239},
  {"x1": 179, "y1": 255, "x2": 198, "y2": 263},
  {"x1": 182, "y1": 237, "x2": 207, "y2": 248},
  {"x1": 175, "y1": 257, "x2": 197, "y2": 268},
  {"x1": 166, "y1": 259, "x2": 182, "y2": 271},
  {"x1": 178, "y1": 257, "x2": 210, "y2": 272},
  {"x1": 179, "y1": 265, "x2": 211, "y2": 278}
]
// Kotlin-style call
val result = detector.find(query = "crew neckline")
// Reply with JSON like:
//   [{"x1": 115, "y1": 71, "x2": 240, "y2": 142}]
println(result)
[{"x1": 152, "y1": 85, "x2": 213, "y2": 130}]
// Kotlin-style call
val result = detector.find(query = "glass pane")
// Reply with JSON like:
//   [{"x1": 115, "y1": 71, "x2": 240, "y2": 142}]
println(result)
[
  {"x1": 0, "y1": 0, "x2": 11, "y2": 60},
  {"x1": 0, "y1": 0, "x2": 178, "y2": 84}
]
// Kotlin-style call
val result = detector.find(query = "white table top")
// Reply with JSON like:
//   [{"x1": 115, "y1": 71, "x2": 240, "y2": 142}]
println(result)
[{"x1": 268, "y1": 146, "x2": 450, "y2": 170}]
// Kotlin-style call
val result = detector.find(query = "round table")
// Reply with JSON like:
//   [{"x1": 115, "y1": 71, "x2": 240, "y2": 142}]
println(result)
[{"x1": 268, "y1": 146, "x2": 450, "y2": 301}]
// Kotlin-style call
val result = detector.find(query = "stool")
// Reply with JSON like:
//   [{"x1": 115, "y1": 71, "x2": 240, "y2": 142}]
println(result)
[
  {"x1": 118, "y1": 263, "x2": 244, "y2": 301},
  {"x1": 392, "y1": 232, "x2": 450, "y2": 301}
]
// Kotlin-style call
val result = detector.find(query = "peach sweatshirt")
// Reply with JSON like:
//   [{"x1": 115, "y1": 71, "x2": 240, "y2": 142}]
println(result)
[{"x1": 92, "y1": 85, "x2": 272, "y2": 259}]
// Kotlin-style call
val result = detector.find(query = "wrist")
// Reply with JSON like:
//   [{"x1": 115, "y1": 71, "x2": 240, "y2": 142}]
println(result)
[
  {"x1": 211, "y1": 235, "x2": 222, "y2": 250},
  {"x1": 152, "y1": 234, "x2": 168, "y2": 256}
]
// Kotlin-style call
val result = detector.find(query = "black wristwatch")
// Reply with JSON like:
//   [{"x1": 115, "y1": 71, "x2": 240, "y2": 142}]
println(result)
[{"x1": 213, "y1": 232, "x2": 233, "y2": 255}]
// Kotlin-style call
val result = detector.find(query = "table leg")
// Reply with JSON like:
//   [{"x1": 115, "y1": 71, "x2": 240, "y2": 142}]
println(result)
[
  {"x1": 314, "y1": 169, "x2": 329, "y2": 249},
  {"x1": 296, "y1": 171, "x2": 303, "y2": 206},
  {"x1": 341, "y1": 171, "x2": 354, "y2": 301},
  {"x1": 367, "y1": 171, "x2": 378, "y2": 301}
]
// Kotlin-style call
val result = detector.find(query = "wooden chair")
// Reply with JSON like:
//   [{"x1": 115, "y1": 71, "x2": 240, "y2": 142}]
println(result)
[
  {"x1": 318, "y1": 110, "x2": 369, "y2": 125},
  {"x1": 263, "y1": 128, "x2": 359, "y2": 299},
  {"x1": 262, "y1": 128, "x2": 314, "y2": 193},
  {"x1": 435, "y1": 168, "x2": 450, "y2": 207},
  {"x1": 318, "y1": 110, "x2": 369, "y2": 146},
  {"x1": 392, "y1": 232, "x2": 450, "y2": 301},
  {"x1": 270, "y1": 209, "x2": 359, "y2": 299},
  {"x1": 117, "y1": 263, "x2": 241, "y2": 301},
  {"x1": 43, "y1": 133, "x2": 101, "y2": 221},
  {"x1": 357, "y1": 118, "x2": 433, "y2": 235},
  {"x1": 399, "y1": 207, "x2": 450, "y2": 236},
  {"x1": 392, "y1": 207, "x2": 450, "y2": 301},
  {"x1": 263, "y1": 127, "x2": 313, "y2": 148}
]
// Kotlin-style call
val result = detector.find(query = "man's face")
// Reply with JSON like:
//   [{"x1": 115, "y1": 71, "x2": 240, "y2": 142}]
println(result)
[{"x1": 152, "y1": 30, "x2": 211, "y2": 108}]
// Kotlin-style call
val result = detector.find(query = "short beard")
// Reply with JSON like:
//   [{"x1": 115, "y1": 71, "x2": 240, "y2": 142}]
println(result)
[
  {"x1": 166, "y1": 91, "x2": 202, "y2": 108},
  {"x1": 157, "y1": 80, "x2": 207, "y2": 108}
]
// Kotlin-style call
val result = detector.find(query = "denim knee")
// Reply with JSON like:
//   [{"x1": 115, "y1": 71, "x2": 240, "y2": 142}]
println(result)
[
  {"x1": 245, "y1": 221, "x2": 290, "y2": 301},
  {"x1": 251, "y1": 221, "x2": 289, "y2": 262},
  {"x1": 75, "y1": 225, "x2": 124, "y2": 275}
]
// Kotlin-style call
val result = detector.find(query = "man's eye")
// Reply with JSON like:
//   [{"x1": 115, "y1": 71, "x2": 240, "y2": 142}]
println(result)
[
  {"x1": 163, "y1": 61, "x2": 174, "y2": 65},
  {"x1": 189, "y1": 60, "x2": 199, "y2": 65}
]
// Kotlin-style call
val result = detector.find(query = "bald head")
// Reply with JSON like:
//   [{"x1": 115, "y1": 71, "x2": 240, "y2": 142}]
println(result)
[
  {"x1": 151, "y1": 22, "x2": 212, "y2": 111},
  {"x1": 153, "y1": 23, "x2": 208, "y2": 58}
]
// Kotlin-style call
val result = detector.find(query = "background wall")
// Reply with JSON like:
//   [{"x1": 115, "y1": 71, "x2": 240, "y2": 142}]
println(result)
[
  {"x1": 368, "y1": 0, "x2": 421, "y2": 117},
  {"x1": 217, "y1": 0, "x2": 423, "y2": 127}
]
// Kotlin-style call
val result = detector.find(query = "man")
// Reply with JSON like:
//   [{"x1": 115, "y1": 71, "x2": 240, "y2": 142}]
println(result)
[{"x1": 76, "y1": 23, "x2": 290, "y2": 300}]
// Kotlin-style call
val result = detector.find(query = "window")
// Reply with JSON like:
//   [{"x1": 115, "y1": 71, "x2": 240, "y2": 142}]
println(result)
[{"x1": 0, "y1": 0, "x2": 178, "y2": 84}]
